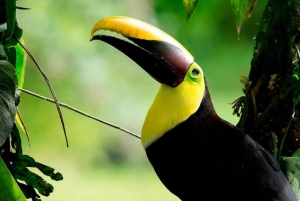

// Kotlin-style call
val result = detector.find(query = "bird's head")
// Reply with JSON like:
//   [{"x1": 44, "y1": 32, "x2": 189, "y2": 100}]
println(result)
[{"x1": 90, "y1": 16, "x2": 206, "y2": 148}]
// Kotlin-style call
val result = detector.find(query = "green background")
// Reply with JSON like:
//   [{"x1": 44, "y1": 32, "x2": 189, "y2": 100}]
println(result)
[{"x1": 16, "y1": 0, "x2": 267, "y2": 200}]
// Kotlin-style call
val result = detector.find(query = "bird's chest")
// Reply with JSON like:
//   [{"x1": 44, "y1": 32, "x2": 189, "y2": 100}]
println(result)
[
  {"x1": 145, "y1": 127, "x2": 244, "y2": 198},
  {"x1": 146, "y1": 129, "x2": 240, "y2": 172}
]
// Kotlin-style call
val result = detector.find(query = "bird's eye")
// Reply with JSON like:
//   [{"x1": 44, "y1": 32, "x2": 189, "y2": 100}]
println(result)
[{"x1": 192, "y1": 68, "x2": 200, "y2": 76}]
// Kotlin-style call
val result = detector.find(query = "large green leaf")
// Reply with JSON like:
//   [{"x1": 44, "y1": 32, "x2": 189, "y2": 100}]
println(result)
[
  {"x1": 0, "y1": 66, "x2": 16, "y2": 146},
  {"x1": 0, "y1": 60, "x2": 18, "y2": 86},
  {"x1": 0, "y1": 157, "x2": 27, "y2": 201},
  {"x1": 280, "y1": 157, "x2": 300, "y2": 199}
]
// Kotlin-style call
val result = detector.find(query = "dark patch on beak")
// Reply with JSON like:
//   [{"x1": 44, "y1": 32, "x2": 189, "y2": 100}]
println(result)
[{"x1": 92, "y1": 35, "x2": 186, "y2": 87}]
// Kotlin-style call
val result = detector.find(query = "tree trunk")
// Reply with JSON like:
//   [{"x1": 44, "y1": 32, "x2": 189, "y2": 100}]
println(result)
[{"x1": 237, "y1": 0, "x2": 300, "y2": 159}]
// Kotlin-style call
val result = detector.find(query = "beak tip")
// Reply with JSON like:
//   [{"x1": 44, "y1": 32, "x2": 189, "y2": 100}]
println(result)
[{"x1": 90, "y1": 35, "x2": 100, "y2": 41}]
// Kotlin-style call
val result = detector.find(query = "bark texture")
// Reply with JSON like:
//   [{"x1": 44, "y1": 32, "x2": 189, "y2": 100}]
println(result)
[{"x1": 237, "y1": 0, "x2": 300, "y2": 158}]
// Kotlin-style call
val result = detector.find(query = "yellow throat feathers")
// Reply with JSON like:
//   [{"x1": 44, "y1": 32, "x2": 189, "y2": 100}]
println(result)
[{"x1": 141, "y1": 63, "x2": 205, "y2": 148}]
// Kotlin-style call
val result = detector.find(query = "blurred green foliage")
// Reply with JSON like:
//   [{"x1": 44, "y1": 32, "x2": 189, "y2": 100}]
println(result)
[{"x1": 15, "y1": 0, "x2": 267, "y2": 200}]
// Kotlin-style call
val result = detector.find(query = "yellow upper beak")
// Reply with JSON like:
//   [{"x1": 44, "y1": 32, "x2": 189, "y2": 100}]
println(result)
[
  {"x1": 90, "y1": 16, "x2": 194, "y2": 87},
  {"x1": 90, "y1": 16, "x2": 191, "y2": 54}
]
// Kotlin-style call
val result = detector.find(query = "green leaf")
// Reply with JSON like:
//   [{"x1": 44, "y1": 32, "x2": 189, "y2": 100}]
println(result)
[
  {"x1": 5, "y1": 46, "x2": 16, "y2": 67},
  {"x1": 0, "y1": 66, "x2": 17, "y2": 146},
  {"x1": 0, "y1": 0, "x2": 7, "y2": 34},
  {"x1": 11, "y1": 123, "x2": 22, "y2": 154},
  {"x1": 0, "y1": 43, "x2": 8, "y2": 60},
  {"x1": 4, "y1": 20, "x2": 23, "y2": 48},
  {"x1": 292, "y1": 148, "x2": 300, "y2": 157},
  {"x1": 0, "y1": 157, "x2": 27, "y2": 201},
  {"x1": 280, "y1": 157, "x2": 300, "y2": 200},
  {"x1": 16, "y1": 37, "x2": 26, "y2": 88},
  {"x1": 230, "y1": 0, "x2": 257, "y2": 39},
  {"x1": 0, "y1": 60, "x2": 18, "y2": 86},
  {"x1": 3, "y1": 0, "x2": 16, "y2": 41},
  {"x1": 183, "y1": 0, "x2": 199, "y2": 21}
]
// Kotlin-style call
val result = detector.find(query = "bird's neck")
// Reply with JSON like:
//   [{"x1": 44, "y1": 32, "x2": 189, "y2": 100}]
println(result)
[
  {"x1": 194, "y1": 81, "x2": 218, "y2": 125},
  {"x1": 141, "y1": 79, "x2": 205, "y2": 148}
]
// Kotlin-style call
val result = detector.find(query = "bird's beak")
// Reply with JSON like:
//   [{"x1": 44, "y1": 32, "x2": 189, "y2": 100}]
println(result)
[{"x1": 90, "y1": 16, "x2": 194, "y2": 87}]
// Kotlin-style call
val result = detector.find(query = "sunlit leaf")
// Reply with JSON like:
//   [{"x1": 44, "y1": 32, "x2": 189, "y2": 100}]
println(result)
[
  {"x1": 15, "y1": 108, "x2": 30, "y2": 147},
  {"x1": 15, "y1": 34, "x2": 27, "y2": 140},
  {"x1": 16, "y1": 37, "x2": 26, "y2": 88},
  {"x1": 280, "y1": 157, "x2": 300, "y2": 200},
  {"x1": 183, "y1": 0, "x2": 199, "y2": 21},
  {"x1": 0, "y1": 157, "x2": 27, "y2": 201},
  {"x1": 231, "y1": 0, "x2": 257, "y2": 39}
]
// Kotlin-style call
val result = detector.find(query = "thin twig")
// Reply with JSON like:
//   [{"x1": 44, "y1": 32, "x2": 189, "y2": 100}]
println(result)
[
  {"x1": 18, "y1": 88, "x2": 141, "y2": 139},
  {"x1": 14, "y1": 36, "x2": 69, "y2": 147},
  {"x1": 16, "y1": 6, "x2": 31, "y2": 10}
]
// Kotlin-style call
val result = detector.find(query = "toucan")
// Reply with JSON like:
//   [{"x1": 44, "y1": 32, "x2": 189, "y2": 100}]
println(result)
[{"x1": 90, "y1": 16, "x2": 297, "y2": 201}]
